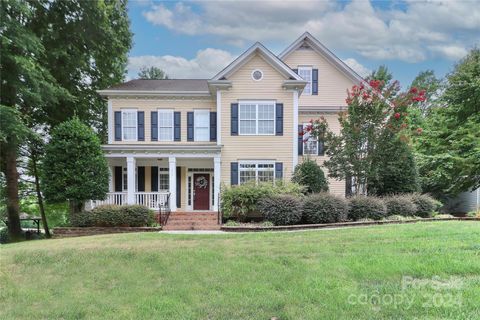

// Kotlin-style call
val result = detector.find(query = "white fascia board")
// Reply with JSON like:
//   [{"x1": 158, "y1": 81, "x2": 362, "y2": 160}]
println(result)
[{"x1": 97, "y1": 90, "x2": 211, "y2": 97}]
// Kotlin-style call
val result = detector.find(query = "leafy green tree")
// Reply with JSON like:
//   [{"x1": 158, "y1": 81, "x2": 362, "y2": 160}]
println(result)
[
  {"x1": 415, "y1": 50, "x2": 480, "y2": 196},
  {"x1": 292, "y1": 158, "x2": 328, "y2": 193},
  {"x1": 43, "y1": 118, "x2": 109, "y2": 216},
  {"x1": 138, "y1": 66, "x2": 169, "y2": 80},
  {"x1": 367, "y1": 65, "x2": 393, "y2": 87}
]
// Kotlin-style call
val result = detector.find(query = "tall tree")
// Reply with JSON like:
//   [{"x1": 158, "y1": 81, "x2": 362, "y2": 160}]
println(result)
[{"x1": 138, "y1": 66, "x2": 169, "y2": 80}]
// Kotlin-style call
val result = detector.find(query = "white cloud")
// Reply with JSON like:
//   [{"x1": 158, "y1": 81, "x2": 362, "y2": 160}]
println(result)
[
  {"x1": 128, "y1": 48, "x2": 235, "y2": 79},
  {"x1": 343, "y1": 58, "x2": 371, "y2": 78},
  {"x1": 142, "y1": 0, "x2": 478, "y2": 62}
]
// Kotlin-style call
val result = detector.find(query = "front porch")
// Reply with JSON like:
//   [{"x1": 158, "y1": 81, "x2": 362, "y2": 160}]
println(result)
[{"x1": 92, "y1": 145, "x2": 222, "y2": 212}]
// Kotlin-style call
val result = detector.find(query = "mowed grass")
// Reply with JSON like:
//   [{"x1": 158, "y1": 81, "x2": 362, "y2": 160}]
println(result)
[{"x1": 1, "y1": 222, "x2": 479, "y2": 319}]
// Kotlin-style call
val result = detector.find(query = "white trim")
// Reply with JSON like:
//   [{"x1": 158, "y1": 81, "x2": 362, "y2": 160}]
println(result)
[
  {"x1": 216, "y1": 90, "x2": 222, "y2": 145},
  {"x1": 238, "y1": 100, "x2": 276, "y2": 136},
  {"x1": 168, "y1": 157, "x2": 176, "y2": 212},
  {"x1": 238, "y1": 160, "x2": 275, "y2": 185},
  {"x1": 121, "y1": 109, "x2": 138, "y2": 142},
  {"x1": 157, "y1": 109, "x2": 174, "y2": 142},
  {"x1": 98, "y1": 90, "x2": 211, "y2": 97},
  {"x1": 213, "y1": 156, "x2": 221, "y2": 211},
  {"x1": 251, "y1": 69, "x2": 263, "y2": 81},
  {"x1": 293, "y1": 90, "x2": 299, "y2": 168},
  {"x1": 107, "y1": 100, "x2": 113, "y2": 144},
  {"x1": 126, "y1": 157, "x2": 136, "y2": 204},
  {"x1": 105, "y1": 153, "x2": 220, "y2": 159},
  {"x1": 194, "y1": 109, "x2": 210, "y2": 142},
  {"x1": 297, "y1": 66, "x2": 312, "y2": 96}
]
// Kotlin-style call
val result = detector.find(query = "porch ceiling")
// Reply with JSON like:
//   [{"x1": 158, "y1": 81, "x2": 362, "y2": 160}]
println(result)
[{"x1": 102, "y1": 144, "x2": 221, "y2": 158}]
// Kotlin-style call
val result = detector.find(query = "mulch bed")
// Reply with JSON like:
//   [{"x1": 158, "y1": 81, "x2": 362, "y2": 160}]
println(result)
[
  {"x1": 221, "y1": 217, "x2": 480, "y2": 232},
  {"x1": 53, "y1": 226, "x2": 162, "y2": 238}
]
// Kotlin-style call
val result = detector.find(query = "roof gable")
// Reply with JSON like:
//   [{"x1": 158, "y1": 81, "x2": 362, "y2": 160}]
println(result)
[{"x1": 279, "y1": 32, "x2": 365, "y2": 84}]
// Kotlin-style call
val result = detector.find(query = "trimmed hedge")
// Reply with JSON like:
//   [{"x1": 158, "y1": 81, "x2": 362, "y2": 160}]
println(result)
[
  {"x1": 409, "y1": 193, "x2": 438, "y2": 218},
  {"x1": 292, "y1": 158, "x2": 329, "y2": 193},
  {"x1": 348, "y1": 196, "x2": 387, "y2": 221},
  {"x1": 257, "y1": 195, "x2": 303, "y2": 226},
  {"x1": 71, "y1": 205, "x2": 154, "y2": 227},
  {"x1": 303, "y1": 193, "x2": 348, "y2": 224},
  {"x1": 384, "y1": 196, "x2": 417, "y2": 216}
]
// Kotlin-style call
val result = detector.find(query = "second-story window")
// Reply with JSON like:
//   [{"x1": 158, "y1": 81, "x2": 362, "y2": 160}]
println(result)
[
  {"x1": 303, "y1": 123, "x2": 318, "y2": 155},
  {"x1": 122, "y1": 109, "x2": 137, "y2": 141},
  {"x1": 158, "y1": 109, "x2": 174, "y2": 141},
  {"x1": 298, "y1": 67, "x2": 312, "y2": 95},
  {"x1": 194, "y1": 110, "x2": 210, "y2": 141},
  {"x1": 239, "y1": 101, "x2": 275, "y2": 135}
]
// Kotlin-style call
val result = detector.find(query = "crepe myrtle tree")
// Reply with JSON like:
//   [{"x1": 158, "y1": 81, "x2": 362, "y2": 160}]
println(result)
[
  {"x1": 43, "y1": 118, "x2": 109, "y2": 216},
  {"x1": 302, "y1": 79, "x2": 425, "y2": 195}
]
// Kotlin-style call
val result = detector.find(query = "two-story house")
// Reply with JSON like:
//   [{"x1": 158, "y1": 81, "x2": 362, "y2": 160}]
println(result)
[{"x1": 93, "y1": 32, "x2": 363, "y2": 214}]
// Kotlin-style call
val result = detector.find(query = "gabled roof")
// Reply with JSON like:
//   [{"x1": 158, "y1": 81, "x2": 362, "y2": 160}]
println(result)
[
  {"x1": 98, "y1": 79, "x2": 210, "y2": 96},
  {"x1": 279, "y1": 32, "x2": 365, "y2": 84},
  {"x1": 211, "y1": 42, "x2": 304, "y2": 81}
]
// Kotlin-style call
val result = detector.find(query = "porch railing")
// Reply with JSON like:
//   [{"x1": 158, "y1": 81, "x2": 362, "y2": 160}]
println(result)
[
  {"x1": 90, "y1": 192, "x2": 127, "y2": 208},
  {"x1": 89, "y1": 192, "x2": 169, "y2": 210}
]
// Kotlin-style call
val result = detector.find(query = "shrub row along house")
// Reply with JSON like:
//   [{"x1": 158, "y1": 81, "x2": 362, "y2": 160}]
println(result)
[{"x1": 91, "y1": 32, "x2": 363, "y2": 216}]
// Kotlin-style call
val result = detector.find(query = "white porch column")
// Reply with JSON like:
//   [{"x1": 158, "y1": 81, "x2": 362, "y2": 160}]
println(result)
[
  {"x1": 126, "y1": 156, "x2": 136, "y2": 204},
  {"x1": 213, "y1": 156, "x2": 221, "y2": 211},
  {"x1": 292, "y1": 89, "x2": 299, "y2": 168},
  {"x1": 168, "y1": 156, "x2": 177, "y2": 211},
  {"x1": 108, "y1": 166, "x2": 113, "y2": 192},
  {"x1": 216, "y1": 90, "x2": 222, "y2": 145}
]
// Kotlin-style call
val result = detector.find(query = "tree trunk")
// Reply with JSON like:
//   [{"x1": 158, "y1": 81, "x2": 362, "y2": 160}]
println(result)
[
  {"x1": 31, "y1": 150, "x2": 51, "y2": 238},
  {"x1": 69, "y1": 200, "x2": 85, "y2": 218},
  {"x1": 3, "y1": 146, "x2": 23, "y2": 240}
]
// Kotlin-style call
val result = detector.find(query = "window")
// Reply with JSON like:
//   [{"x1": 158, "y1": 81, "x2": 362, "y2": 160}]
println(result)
[
  {"x1": 159, "y1": 168, "x2": 169, "y2": 191},
  {"x1": 194, "y1": 110, "x2": 210, "y2": 141},
  {"x1": 121, "y1": 109, "x2": 137, "y2": 141},
  {"x1": 298, "y1": 67, "x2": 312, "y2": 95},
  {"x1": 239, "y1": 101, "x2": 275, "y2": 135},
  {"x1": 239, "y1": 162, "x2": 275, "y2": 185},
  {"x1": 122, "y1": 167, "x2": 138, "y2": 191},
  {"x1": 158, "y1": 110, "x2": 173, "y2": 141},
  {"x1": 251, "y1": 69, "x2": 263, "y2": 81},
  {"x1": 303, "y1": 123, "x2": 318, "y2": 155}
]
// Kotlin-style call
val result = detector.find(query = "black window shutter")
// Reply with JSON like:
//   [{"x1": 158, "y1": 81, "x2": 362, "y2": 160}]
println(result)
[
  {"x1": 138, "y1": 112, "x2": 145, "y2": 141},
  {"x1": 298, "y1": 125, "x2": 304, "y2": 155},
  {"x1": 174, "y1": 112, "x2": 181, "y2": 141},
  {"x1": 318, "y1": 139, "x2": 325, "y2": 156},
  {"x1": 230, "y1": 162, "x2": 238, "y2": 185},
  {"x1": 312, "y1": 69, "x2": 318, "y2": 95},
  {"x1": 187, "y1": 112, "x2": 194, "y2": 141},
  {"x1": 137, "y1": 166, "x2": 145, "y2": 191},
  {"x1": 114, "y1": 166, "x2": 123, "y2": 191},
  {"x1": 293, "y1": 68, "x2": 298, "y2": 74},
  {"x1": 210, "y1": 112, "x2": 217, "y2": 141},
  {"x1": 275, "y1": 162, "x2": 283, "y2": 180},
  {"x1": 114, "y1": 111, "x2": 122, "y2": 141},
  {"x1": 231, "y1": 103, "x2": 238, "y2": 135},
  {"x1": 151, "y1": 111, "x2": 158, "y2": 141},
  {"x1": 275, "y1": 103, "x2": 283, "y2": 136},
  {"x1": 176, "y1": 166, "x2": 181, "y2": 208},
  {"x1": 151, "y1": 166, "x2": 158, "y2": 191}
]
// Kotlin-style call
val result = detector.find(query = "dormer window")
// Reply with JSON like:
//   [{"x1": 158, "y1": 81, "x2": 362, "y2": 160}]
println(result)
[{"x1": 298, "y1": 66, "x2": 312, "y2": 95}]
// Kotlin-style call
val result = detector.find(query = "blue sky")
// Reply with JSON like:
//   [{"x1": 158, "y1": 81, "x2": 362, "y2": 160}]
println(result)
[{"x1": 126, "y1": 0, "x2": 479, "y2": 88}]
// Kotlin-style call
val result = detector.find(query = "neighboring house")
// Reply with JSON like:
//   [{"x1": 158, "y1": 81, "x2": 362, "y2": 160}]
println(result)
[{"x1": 92, "y1": 32, "x2": 363, "y2": 213}]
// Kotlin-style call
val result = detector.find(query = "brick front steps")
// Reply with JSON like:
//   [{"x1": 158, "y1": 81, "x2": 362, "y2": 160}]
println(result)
[
  {"x1": 53, "y1": 227, "x2": 162, "y2": 238},
  {"x1": 163, "y1": 211, "x2": 221, "y2": 231},
  {"x1": 222, "y1": 217, "x2": 480, "y2": 232}
]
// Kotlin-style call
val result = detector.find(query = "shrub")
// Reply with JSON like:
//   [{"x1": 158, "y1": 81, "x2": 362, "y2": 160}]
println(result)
[
  {"x1": 0, "y1": 227, "x2": 9, "y2": 244},
  {"x1": 292, "y1": 158, "x2": 328, "y2": 193},
  {"x1": 409, "y1": 193, "x2": 438, "y2": 218},
  {"x1": 348, "y1": 196, "x2": 387, "y2": 221},
  {"x1": 224, "y1": 220, "x2": 240, "y2": 227},
  {"x1": 220, "y1": 182, "x2": 305, "y2": 219},
  {"x1": 384, "y1": 196, "x2": 417, "y2": 216},
  {"x1": 71, "y1": 205, "x2": 154, "y2": 227},
  {"x1": 261, "y1": 221, "x2": 274, "y2": 227},
  {"x1": 257, "y1": 195, "x2": 303, "y2": 225},
  {"x1": 303, "y1": 193, "x2": 348, "y2": 224}
]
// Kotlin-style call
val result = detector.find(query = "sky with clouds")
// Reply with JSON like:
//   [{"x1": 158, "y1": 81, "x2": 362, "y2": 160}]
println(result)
[{"x1": 126, "y1": 0, "x2": 479, "y2": 87}]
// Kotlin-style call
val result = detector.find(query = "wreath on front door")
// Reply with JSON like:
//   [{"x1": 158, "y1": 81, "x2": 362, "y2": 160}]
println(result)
[{"x1": 195, "y1": 176, "x2": 208, "y2": 189}]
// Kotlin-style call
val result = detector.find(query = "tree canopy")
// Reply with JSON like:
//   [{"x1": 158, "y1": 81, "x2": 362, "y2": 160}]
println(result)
[{"x1": 138, "y1": 66, "x2": 169, "y2": 80}]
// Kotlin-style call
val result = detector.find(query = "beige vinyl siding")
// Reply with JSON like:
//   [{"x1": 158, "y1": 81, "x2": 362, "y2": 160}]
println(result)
[
  {"x1": 110, "y1": 98, "x2": 216, "y2": 144},
  {"x1": 299, "y1": 113, "x2": 345, "y2": 196},
  {"x1": 283, "y1": 48, "x2": 356, "y2": 107},
  {"x1": 220, "y1": 54, "x2": 295, "y2": 183}
]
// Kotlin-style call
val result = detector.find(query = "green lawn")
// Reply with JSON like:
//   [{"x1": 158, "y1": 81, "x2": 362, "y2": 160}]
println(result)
[{"x1": 1, "y1": 222, "x2": 479, "y2": 319}]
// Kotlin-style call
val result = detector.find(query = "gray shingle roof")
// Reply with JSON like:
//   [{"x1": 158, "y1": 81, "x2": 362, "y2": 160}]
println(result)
[{"x1": 106, "y1": 79, "x2": 209, "y2": 92}]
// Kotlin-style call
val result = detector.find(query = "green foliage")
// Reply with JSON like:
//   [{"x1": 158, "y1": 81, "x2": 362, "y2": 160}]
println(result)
[
  {"x1": 384, "y1": 196, "x2": 417, "y2": 216},
  {"x1": 20, "y1": 198, "x2": 69, "y2": 227},
  {"x1": 292, "y1": 158, "x2": 328, "y2": 193},
  {"x1": 71, "y1": 205, "x2": 154, "y2": 227},
  {"x1": 414, "y1": 49, "x2": 480, "y2": 196},
  {"x1": 409, "y1": 194, "x2": 439, "y2": 218},
  {"x1": 261, "y1": 221, "x2": 274, "y2": 227},
  {"x1": 224, "y1": 220, "x2": 240, "y2": 227},
  {"x1": 348, "y1": 196, "x2": 387, "y2": 221},
  {"x1": 43, "y1": 118, "x2": 109, "y2": 204},
  {"x1": 0, "y1": 227, "x2": 9, "y2": 244},
  {"x1": 257, "y1": 195, "x2": 303, "y2": 226},
  {"x1": 302, "y1": 193, "x2": 348, "y2": 224},
  {"x1": 368, "y1": 132, "x2": 420, "y2": 196},
  {"x1": 138, "y1": 66, "x2": 169, "y2": 80},
  {"x1": 220, "y1": 182, "x2": 305, "y2": 219}
]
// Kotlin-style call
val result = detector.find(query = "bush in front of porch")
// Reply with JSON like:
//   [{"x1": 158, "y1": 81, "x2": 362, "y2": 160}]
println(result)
[{"x1": 71, "y1": 205, "x2": 155, "y2": 227}]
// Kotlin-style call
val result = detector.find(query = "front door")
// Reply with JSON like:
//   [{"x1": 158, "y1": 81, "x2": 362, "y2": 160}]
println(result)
[{"x1": 193, "y1": 173, "x2": 210, "y2": 210}]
